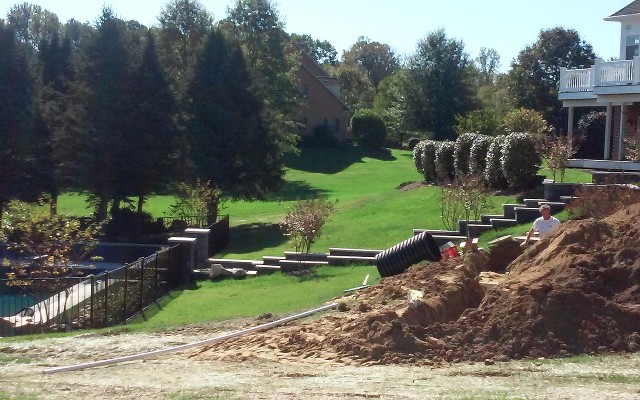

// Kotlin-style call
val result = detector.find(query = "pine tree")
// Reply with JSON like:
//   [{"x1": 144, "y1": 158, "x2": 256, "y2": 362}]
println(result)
[
  {"x1": 187, "y1": 29, "x2": 284, "y2": 202},
  {"x1": 0, "y1": 23, "x2": 34, "y2": 226},
  {"x1": 125, "y1": 32, "x2": 178, "y2": 233},
  {"x1": 77, "y1": 8, "x2": 133, "y2": 220},
  {"x1": 34, "y1": 32, "x2": 76, "y2": 214}
]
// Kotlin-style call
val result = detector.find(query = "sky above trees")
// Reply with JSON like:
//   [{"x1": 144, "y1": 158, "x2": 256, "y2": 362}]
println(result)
[{"x1": 6, "y1": 0, "x2": 630, "y2": 70}]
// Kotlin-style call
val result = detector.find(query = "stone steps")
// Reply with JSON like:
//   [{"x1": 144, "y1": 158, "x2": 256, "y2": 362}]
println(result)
[
  {"x1": 466, "y1": 223, "x2": 494, "y2": 238},
  {"x1": 328, "y1": 247, "x2": 382, "y2": 257},
  {"x1": 283, "y1": 251, "x2": 328, "y2": 262},
  {"x1": 490, "y1": 218, "x2": 518, "y2": 230},
  {"x1": 326, "y1": 255, "x2": 376, "y2": 265},
  {"x1": 412, "y1": 229, "x2": 462, "y2": 236}
]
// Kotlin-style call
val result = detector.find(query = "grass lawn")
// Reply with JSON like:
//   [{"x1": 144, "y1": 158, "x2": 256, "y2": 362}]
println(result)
[
  {"x1": 124, "y1": 265, "x2": 378, "y2": 331},
  {"x1": 53, "y1": 147, "x2": 590, "y2": 260},
  {"x1": 538, "y1": 160, "x2": 592, "y2": 183}
]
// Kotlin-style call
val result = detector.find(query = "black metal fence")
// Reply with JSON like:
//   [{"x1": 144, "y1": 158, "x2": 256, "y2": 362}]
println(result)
[
  {"x1": 209, "y1": 214, "x2": 230, "y2": 255},
  {"x1": 0, "y1": 244, "x2": 182, "y2": 337}
]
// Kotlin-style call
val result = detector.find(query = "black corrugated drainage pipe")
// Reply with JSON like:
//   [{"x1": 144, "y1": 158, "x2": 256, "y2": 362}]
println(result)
[{"x1": 375, "y1": 231, "x2": 442, "y2": 277}]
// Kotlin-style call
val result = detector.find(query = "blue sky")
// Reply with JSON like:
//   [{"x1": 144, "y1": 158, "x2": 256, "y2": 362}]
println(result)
[{"x1": 1, "y1": 0, "x2": 632, "y2": 70}]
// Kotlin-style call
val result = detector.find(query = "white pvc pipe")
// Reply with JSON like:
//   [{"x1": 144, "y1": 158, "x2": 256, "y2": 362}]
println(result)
[{"x1": 43, "y1": 302, "x2": 338, "y2": 374}]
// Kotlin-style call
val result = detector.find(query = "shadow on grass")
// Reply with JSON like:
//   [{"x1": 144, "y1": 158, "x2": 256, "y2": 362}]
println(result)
[
  {"x1": 224, "y1": 223, "x2": 288, "y2": 255},
  {"x1": 266, "y1": 180, "x2": 329, "y2": 201},
  {"x1": 286, "y1": 146, "x2": 365, "y2": 174},
  {"x1": 286, "y1": 145, "x2": 397, "y2": 174}
]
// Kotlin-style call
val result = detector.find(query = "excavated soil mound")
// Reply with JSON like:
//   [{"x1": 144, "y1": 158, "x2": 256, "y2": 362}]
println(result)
[
  {"x1": 194, "y1": 254, "x2": 485, "y2": 365},
  {"x1": 195, "y1": 203, "x2": 640, "y2": 365}
]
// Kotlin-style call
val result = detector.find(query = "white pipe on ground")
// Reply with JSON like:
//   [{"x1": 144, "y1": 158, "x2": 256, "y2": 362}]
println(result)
[{"x1": 43, "y1": 302, "x2": 338, "y2": 374}]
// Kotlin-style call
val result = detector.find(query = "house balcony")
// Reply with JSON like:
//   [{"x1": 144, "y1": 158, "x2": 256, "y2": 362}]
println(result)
[{"x1": 559, "y1": 58, "x2": 640, "y2": 101}]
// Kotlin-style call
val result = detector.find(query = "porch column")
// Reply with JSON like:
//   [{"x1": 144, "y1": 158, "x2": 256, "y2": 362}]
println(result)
[
  {"x1": 567, "y1": 106, "x2": 574, "y2": 145},
  {"x1": 604, "y1": 103, "x2": 612, "y2": 160},
  {"x1": 618, "y1": 105, "x2": 625, "y2": 161}
]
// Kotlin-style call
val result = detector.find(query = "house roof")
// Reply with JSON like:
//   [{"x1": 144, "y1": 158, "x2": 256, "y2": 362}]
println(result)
[
  {"x1": 606, "y1": 0, "x2": 640, "y2": 20},
  {"x1": 296, "y1": 48, "x2": 349, "y2": 111}
]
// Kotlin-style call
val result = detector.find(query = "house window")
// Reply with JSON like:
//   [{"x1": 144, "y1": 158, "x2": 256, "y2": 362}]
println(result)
[
  {"x1": 302, "y1": 117, "x2": 308, "y2": 127},
  {"x1": 334, "y1": 119, "x2": 340, "y2": 133},
  {"x1": 626, "y1": 35, "x2": 640, "y2": 60},
  {"x1": 301, "y1": 84, "x2": 309, "y2": 99}
]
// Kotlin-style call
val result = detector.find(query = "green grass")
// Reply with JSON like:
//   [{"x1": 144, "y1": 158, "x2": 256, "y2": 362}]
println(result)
[
  {"x1": 127, "y1": 265, "x2": 378, "y2": 331},
  {"x1": 538, "y1": 160, "x2": 592, "y2": 184}
]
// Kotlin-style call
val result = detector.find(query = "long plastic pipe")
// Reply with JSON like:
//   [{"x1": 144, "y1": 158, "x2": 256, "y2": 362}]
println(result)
[{"x1": 43, "y1": 302, "x2": 338, "y2": 374}]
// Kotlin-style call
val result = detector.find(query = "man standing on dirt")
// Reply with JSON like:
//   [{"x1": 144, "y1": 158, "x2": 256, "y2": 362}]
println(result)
[{"x1": 521, "y1": 204, "x2": 560, "y2": 246}]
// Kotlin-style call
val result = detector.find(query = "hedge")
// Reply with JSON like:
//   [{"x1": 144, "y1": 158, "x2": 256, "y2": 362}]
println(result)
[
  {"x1": 435, "y1": 141, "x2": 456, "y2": 182},
  {"x1": 454, "y1": 133, "x2": 481, "y2": 175},
  {"x1": 350, "y1": 109, "x2": 387, "y2": 149},
  {"x1": 469, "y1": 134, "x2": 493, "y2": 176},
  {"x1": 500, "y1": 132, "x2": 541, "y2": 188},
  {"x1": 484, "y1": 135, "x2": 508, "y2": 189}
]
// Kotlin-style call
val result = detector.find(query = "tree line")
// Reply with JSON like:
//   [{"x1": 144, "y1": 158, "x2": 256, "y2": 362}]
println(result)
[
  {"x1": 0, "y1": 0, "x2": 598, "y2": 226},
  {"x1": 0, "y1": 0, "x2": 299, "y2": 226}
]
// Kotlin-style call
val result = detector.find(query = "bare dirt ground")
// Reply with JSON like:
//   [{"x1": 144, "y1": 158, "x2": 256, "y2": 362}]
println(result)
[{"x1": 1, "y1": 319, "x2": 640, "y2": 400}]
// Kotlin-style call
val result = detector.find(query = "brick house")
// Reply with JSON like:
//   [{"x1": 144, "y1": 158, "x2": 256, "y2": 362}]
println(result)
[
  {"x1": 296, "y1": 51, "x2": 350, "y2": 143},
  {"x1": 559, "y1": 0, "x2": 640, "y2": 171}
]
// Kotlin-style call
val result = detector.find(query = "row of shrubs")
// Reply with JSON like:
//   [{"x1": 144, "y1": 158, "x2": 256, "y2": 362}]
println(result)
[{"x1": 413, "y1": 132, "x2": 542, "y2": 189}]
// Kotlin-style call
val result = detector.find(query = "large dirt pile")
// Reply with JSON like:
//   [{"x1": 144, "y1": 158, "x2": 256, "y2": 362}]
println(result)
[{"x1": 195, "y1": 203, "x2": 640, "y2": 365}]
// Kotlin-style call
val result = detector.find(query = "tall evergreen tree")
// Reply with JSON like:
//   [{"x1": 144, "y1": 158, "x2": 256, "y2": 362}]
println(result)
[
  {"x1": 0, "y1": 23, "x2": 34, "y2": 226},
  {"x1": 187, "y1": 29, "x2": 284, "y2": 203},
  {"x1": 34, "y1": 32, "x2": 75, "y2": 214},
  {"x1": 125, "y1": 32, "x2": 178, "y2": 226},
  {"x1": 78, "y1": 8, "x2": 133, "y2": 220},
  {"x1": 223, "y1": 0, "x2": 298, "y2": 155}
]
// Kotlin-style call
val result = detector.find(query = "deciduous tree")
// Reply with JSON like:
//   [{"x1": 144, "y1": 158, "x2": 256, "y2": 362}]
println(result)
[
  {"x1": 342, "y1": 36, "x2": 399, "y2": 90},
  {"x1": 405, "y1": 29, "x2": 476, "y2": 141},
  {"x1": 223, "y1": 0, "x2": 299, "y2": 155},
  {"x1": 291, "y1": 33, "x2": 337, "y2": 66},
  {"x1": 156, "y1": 0, "x2": 213, "y2": 97},
  {"x1": 507, "y1": 27, "x2": 596, "y2": 131},
  {"x1": 327, "y1": 63, "x2": 375, "y2": 112}
]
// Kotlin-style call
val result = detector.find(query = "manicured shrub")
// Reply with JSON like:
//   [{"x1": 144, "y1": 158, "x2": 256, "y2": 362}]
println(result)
[
  {"x1": 454, "y1": 133, "x2": 481, "y2": 174},
  {"x1": 434, "y1": 141, "x2": 456, "y2": 182},
  {"x1": 469, "y1": 134, "x2": 492, "y2": 176},
  {"x1": 500, "y1": 132, "x2": 541, "y2": 189},
  {"x1": 413, "y1": 140, "x2": 427, "y2": 174},
  {"x1": 421, "y1": 140, "x2": 438, "y2": 183},
  {"x1": 350, "y1": 109, "x2": 387, "y2": 149},
  {"x1": 484, "y1": 135, "x2": 508, "y2": 189}
]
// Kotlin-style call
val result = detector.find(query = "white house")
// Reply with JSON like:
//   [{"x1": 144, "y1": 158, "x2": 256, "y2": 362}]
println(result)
[{"x1": 559, "y1": 0, "x2": 640, "y2": 171}]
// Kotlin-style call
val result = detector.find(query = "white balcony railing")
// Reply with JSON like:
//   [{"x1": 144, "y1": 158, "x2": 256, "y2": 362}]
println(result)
[
  {"x1": 559, "y1": 57, "x2": 640, "y2": 93},
  {"x1": 560, "y1": 67, "x2": 593, "y2": 92}
]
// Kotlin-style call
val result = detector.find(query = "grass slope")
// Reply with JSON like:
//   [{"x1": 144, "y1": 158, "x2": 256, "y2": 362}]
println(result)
[
  {"x1": 129, "y1": 265, "x2": 379, "y2": 330},
  {"x1": 221, "y1": 147, "x2": 514, "y2": 259}
]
